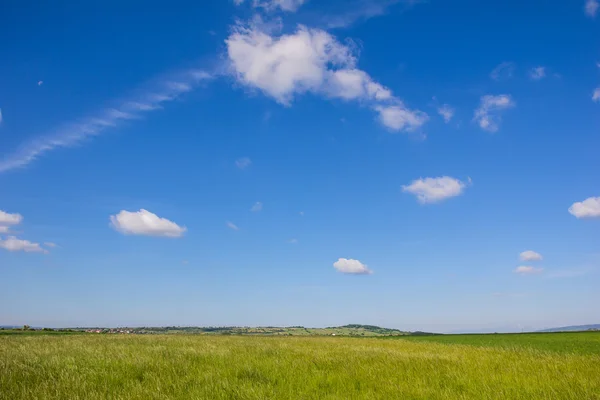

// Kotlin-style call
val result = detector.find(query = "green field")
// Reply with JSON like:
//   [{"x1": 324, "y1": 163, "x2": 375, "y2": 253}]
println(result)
[
  {"x1": 400, "y1": 331, "x2": 600, "y2": 355},
  {"x1": 1, "y1": 332, "x2": 599, "y2": 399}
]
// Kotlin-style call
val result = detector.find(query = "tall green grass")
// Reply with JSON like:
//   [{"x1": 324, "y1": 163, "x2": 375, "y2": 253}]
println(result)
[{"x1": 1, "y1": 334, "x2": 599, "y2": 399}]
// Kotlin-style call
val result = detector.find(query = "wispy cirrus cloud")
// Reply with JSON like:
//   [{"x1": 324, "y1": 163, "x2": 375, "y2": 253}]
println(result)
[
  {"x1": 236, "y1": 157, "x2": 252, "y2": 169},
  {"x1": 234, "y1": 0, "x2": 306, "y2": 12},
  {"x1": 585, "y1": 0, "x2": 599, "y2": 17},
  {"x1": 318, "y1": 0, "x2": 418, "y2": 29},
  {"x1": 227, "y1": 221, "x2": 240, "y2": 231},
  {"x1": 0, "y1": 70, "x2": 213, "y2": 174},
  {"x1": 251, "y1": 202, "x2": 263, "y2": 212},
  {"x1": 490, "y1": 62, "x2": 516, "y2": 81}
]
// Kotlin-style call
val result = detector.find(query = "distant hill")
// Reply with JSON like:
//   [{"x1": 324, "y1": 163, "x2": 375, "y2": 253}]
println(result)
[
  {"x1": 537, "y1": 324, "x2": 600, "y2": 332},
  {"x1": 34, "y1": 324, "x2": 435, "y2": 336}
]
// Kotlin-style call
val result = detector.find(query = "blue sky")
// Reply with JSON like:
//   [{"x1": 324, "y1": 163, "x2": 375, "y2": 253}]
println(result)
[{"x1": 1, "y1": 0, "x2": 599, "y2": 333}]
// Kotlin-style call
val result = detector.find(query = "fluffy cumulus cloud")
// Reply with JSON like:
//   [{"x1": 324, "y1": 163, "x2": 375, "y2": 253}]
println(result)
[
  {"x1": 437, "y1": 104, "x2": 455, "y2": 123},
  {"x1": 568, "y1": 197, "x2": 600, "y2": 219},
  {"x1": 529, "y1": 66, "x2": 546, "y2": 80},
  {"x1": 0, "y1": 236, "x2": 47, "y2": 253},
  {"x1": 373, "y1": 105, "x2": 428, "y2": 132},
  {"x1": 333, "y1": 258, "x2": 372, "y2": 275},
  {"x1": 0, "y1": 210, "x2": 23, "y2": 226},
  {"x1": 519, "y1": 250, "x2": 543, "y2": 262},
  {"x1": 593, "y1": 88, "x2": 600, "y2": 102},
  {"x1": 585, "y1": 0, "x2": 599, "y2": 17},
  {"x1": 473, "y1": 94, "x2": 514, "y2": 132},
  {"x1": 226, "y1": 23, "x2": 427, "y2": 132},
  {"x1": 402, "y1": 176, "x2": 469, "y2": 204},
  {"x1": 514, "y1": 266, "x2": 544, "y2": 275},
  {"x1": 0, "y1": 210, "x2": 53, "y2": 253},
  {"x1": 110, "y1": 209, "x2": 186, "y2": 237}
]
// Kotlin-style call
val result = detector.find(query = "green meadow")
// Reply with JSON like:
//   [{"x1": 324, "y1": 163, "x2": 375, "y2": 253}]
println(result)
[{"x1": 1, "y1": 332, "x2": 599, "y2": 399}]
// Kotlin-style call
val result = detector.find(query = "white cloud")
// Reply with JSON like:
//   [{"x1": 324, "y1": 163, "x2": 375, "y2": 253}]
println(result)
[
  {"x1": 519, "y1": 250, "x2": 543, "y2": 262},
  {"x1": 529, "y1": 66, "x2": 546, "y2": 80},
  {"x1": 402, "y1": 176, "x2": 469, "y2": 204},
  {"x1": 374, "y1": 104, "x2": 428, "y2": 131},
  {"x1": 593, "y1": 87, "x2": 600, "y2": 102},
  {"x1": 0, "y1": 108, "x2": 3, "y2": 125},
  {"x1": 44, "y1": 242, "x2": 57, "y2": 248},
  {"x1": 37, "y1": 80, "x2": 43, "y2": 86},
  {"x1": 226, "y1": 221, "x2": 240, "y2": 231},
  {"x1": 568, "y1": 197, "x2": 600, "y2": 219},
  {"x1": 234, "y1": 0, "x2": 306, "y2": 12},
  {"x1": 322, "y1": 0, "x2": 406, "y2": 29},
  {"x1": 0, "y1": 69, "x2": 212, "y2": 173},
  {"x1": 226, "y1": 25, "x2": 354, "y2": 104},
  {"x1": 490, "y1": 62, "x2": 515, "y2": 81},
  {"x1": 256, "y1": 0, "x2": 306, "y2": 12},
  {"x1": 585, "y1": 0, "x2": 599, "y2": 17},
  {"x1": 251, "y1": 201, "x2": 263, "y2": 212},
  {"x1": 473, "y1": 94, "x2": 515, "y2": 132},
  {"x1": 0, "y1": 236, "x2": 47, "y2": 253},
  {"x1": 514, "y1": 266, "x2": 543, "y2": 275},
  {"x1": 226, "y1": 23, "x2": 427, "y2": 132},
  {"x1": 0, "y1": 226, "x2": 10, "y2": 233},
  {"x1": 110, "y1": 209, "x2": 186, "y2": 237},
  {"x1": 0, "y1": 210, "x2": 23, "y2": 226},
  {"x1": 236, "y1": 157, "x2": 252, "y2": 169},
  {"x1": 437, "y1": 104, "x2": 455, "y2": 123},
  {"x1": 333, "y1": 258, "x2": 372, "y2": 275}
]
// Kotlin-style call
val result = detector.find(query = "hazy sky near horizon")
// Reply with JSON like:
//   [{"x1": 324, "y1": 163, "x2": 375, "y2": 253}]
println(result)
[{"x1": 1, "y1": 0, "x2": 599, "y2": 333}]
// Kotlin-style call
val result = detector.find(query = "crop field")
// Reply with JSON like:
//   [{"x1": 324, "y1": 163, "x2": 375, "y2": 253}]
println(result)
[
  {"x1": 1, "y1": 332, "x2": 599, "y2": 399},
  {"x1": 401, "y1": 331, "x2": 600, "y2": 355}
]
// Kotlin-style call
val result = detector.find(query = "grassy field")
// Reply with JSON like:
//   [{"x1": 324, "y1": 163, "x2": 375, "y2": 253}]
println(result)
[
  {"x1": 401, "y1": 331, "x2": 600, "y2": 355},
  {"x1": 1, "y1": 332, "x2": 599, "y2": 399}
]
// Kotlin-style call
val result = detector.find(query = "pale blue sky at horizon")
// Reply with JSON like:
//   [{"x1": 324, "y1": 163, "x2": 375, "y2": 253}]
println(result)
[{"x1": 1, "y1": 0, "x2": 599, "y2": 333}]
